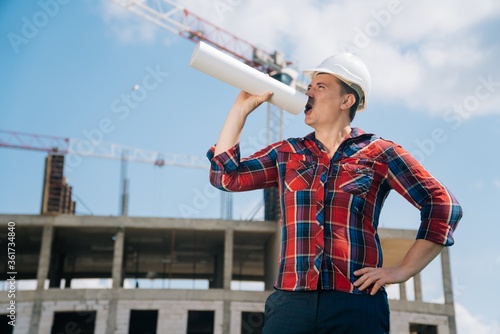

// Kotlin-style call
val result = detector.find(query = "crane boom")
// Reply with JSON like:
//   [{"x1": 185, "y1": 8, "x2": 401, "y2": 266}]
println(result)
[
  {"x1": 0, "y1": 129, "x2": 70, "y2": 154},
  {"x1": 0, "y1": 129, "x2": 208, "y2": 169},
  {"x1": 110, "y1": 0, "x2": 290, "y2": 73}
]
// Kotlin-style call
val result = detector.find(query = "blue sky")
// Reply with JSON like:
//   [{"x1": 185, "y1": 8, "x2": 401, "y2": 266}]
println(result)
[{"x1": 1, "y1": 0, "x2": 500, "y2": 332}]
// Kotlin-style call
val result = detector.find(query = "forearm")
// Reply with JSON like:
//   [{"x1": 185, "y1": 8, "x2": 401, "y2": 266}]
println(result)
[
  {"x1": 353, "y1": 239, "x2": 444, "y2": 295},
  {"x1": 398, "y1": 239, "x2": 444, "y2": 278},
  {"x1": 214, "y1": 104, "x2": 247, "y2": 156},
  {"x1": 214, "y1": 91, "x2": 273, "y2": 156}
]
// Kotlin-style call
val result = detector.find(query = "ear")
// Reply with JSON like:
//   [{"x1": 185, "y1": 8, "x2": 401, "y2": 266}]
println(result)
[{"x1": 341, "y1": 93, "x2": 356, "y2": 111}]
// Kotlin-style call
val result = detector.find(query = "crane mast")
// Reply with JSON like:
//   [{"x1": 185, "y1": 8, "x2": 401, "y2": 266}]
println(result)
[{"x1": 111, "y1": 0, "x2": 308, "y2": 220}]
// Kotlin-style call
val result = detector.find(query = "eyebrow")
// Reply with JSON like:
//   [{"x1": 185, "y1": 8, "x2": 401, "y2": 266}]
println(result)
[{"x1": 308, "y1": 80, "x2": 328, "y2": 89}]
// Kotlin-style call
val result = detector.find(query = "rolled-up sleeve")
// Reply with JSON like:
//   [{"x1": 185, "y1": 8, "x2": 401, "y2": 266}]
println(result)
[
  {"x1": 207, "y1": 142, "x2": 280, "y2": 192},
  {"x1": 207, "y1": 143, "x2": 241, "y2": 174},
  {"x1": 386, "y1": 144, "x2": 463, "y2": 246}
]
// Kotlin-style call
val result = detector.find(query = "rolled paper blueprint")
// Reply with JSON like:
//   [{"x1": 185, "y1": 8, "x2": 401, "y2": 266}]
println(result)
[{"x1": 189, "y1": 41, "x2": 307, "y2": 115}]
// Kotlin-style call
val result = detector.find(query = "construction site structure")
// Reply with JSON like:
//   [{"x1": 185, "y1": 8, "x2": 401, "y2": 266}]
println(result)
[
  {"x1": 41, "y1": 154, "x2": 76, "y2": 215},
  {"x1": 1, "y1": 214, "x2": 456, "y2": 334},
  {"x1": 1, "y1": 2, "x2": 457, "y2": 333}
]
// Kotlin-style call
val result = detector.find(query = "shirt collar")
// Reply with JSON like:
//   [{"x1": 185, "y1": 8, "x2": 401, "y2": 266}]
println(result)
[
  {"x1": 302, "y1": 127, "x2": 373, "y2": 158},
  {"x1": 304, "y1": 127, "x2": 368, "y2": 145}
]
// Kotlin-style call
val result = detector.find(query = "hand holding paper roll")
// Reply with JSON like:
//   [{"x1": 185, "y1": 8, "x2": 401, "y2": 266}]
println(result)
[
  {"x1": 189, "y1": 41, "x2": 307, "y2": 115},
  {"x1": 233, "y1": 90, "x2": 275, "y2": 118}
]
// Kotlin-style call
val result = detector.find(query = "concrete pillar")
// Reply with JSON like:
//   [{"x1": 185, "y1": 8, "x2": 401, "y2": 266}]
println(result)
[
  {"x1": 223, "y1": 229, "x2": 234, "y2": 290},
  {"x1": 441, "y1": 249, "x2": 454, "y2": 305},
  {"x1": 106, "y1": 298, "x2": 118, "y2": 334},
  {"x1": 399, "y1": 282, "x2": 407, "y2": 301},
  {"x1": 107, "y1": 227, "x2": 125, "y2": 334},
  {"x1": 112, "y1": 227, "x2": 125, "y2": 288},
  {"x1": 223, "y1": 229, "x2": 234, "y2": 333},
  {"x1": 36, "y1": 224, "x2": 54, "y2": 290},
  {"x1": 441, "y1": 248, "x2": 457, "y2": 334},
  {"x1": 28, "y1": 301, "x2": 42, "y2": 334},
  {"x1": 413, "y1": 273, "x2": 422, "y2": 301},
  {"x1": 29, "y1": 224, "x2": 54, "y2": 334},
  {"x1": 264, "y1": 222, "x2": 280, "y2": 290}
]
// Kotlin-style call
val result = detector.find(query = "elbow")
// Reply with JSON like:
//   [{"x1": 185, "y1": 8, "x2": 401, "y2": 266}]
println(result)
[{"x1": 209, "y1": 172, "x2": 225, "y2": 191}]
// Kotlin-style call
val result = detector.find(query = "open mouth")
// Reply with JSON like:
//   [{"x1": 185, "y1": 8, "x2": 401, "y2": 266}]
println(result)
[{"x1": 304, "y1": 102, "x2": 313, "y2": 114}]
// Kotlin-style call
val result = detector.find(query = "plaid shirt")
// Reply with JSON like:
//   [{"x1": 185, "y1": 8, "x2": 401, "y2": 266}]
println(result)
[{"x1": 207, "y1": 128, "x2": 462, "y2": 293}]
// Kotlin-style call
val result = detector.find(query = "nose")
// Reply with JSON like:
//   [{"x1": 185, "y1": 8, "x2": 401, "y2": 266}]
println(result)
[{"x1": 306, "y1": 86, "x2": 313, "y2": 98}]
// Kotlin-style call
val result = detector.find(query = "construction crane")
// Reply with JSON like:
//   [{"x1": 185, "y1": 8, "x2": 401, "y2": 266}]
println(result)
[
  {"x1": 0, "y1": 129, "x2": 209, "y2": 216},
  {"x1": 0, "y1": 129, "x2": 207, "y2": 169},
  {"x1": 111, "y1": 0, "x2": 308, "y2": 220}
]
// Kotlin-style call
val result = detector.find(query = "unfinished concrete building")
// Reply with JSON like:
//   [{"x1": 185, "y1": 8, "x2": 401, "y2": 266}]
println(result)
[{"x1": 1, "y1": 214, "x2": 456, "y2": 334}]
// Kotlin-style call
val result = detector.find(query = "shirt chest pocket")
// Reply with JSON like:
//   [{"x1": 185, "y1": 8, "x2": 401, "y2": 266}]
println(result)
[
  {"x1": 284, "y1": 160, "x2": 317, "y2": 191},
  {"x1": 338, "y1": 163, "x2": 374, "y2": 198}
]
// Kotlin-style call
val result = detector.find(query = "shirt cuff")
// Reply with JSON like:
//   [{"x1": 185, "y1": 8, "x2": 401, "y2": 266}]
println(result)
[
  {"x1": 206, "y1": 143, "x2": 241, "y2": 172},
  {"x1": 416, "y1": 219, "x2": 455, "y2": 246}
]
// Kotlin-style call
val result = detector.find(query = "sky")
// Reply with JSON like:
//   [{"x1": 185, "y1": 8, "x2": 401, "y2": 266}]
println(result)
[{"x1": 1, "y1": 0, "x2": 500, "y2": 332}]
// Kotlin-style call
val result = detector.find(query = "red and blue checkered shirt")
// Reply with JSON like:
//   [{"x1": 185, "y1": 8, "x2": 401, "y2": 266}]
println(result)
[{"x1": 207, "y1": 128, "x2": 462, "y2": 293}]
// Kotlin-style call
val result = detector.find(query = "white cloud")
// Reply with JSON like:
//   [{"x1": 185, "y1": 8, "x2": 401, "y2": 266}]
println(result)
[
  {"x1": 387, "y1": 0, "x2": 498, "y2": 41},
  {"x1": 100, "y1": 0, "x2": 162, "y2": 44},
  {"x1": 471, "y1": 179, "x2": 500, "y2": 190},
  {"x1": 101, "y1": 0, "x2": 500, "y2": 117},
  {"x1": 456, "y1": 303, "x2": 500, "y2": 334}
]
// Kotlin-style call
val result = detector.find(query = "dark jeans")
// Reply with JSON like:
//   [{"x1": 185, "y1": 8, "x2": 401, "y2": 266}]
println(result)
[{"x1": 263, "y1": 289, "x2": 390, "y2": 334}]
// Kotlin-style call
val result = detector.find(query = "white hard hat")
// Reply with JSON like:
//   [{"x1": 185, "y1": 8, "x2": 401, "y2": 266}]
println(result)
[{"x1": 303, "y1": 53, "x2": 371, "y2": 111}]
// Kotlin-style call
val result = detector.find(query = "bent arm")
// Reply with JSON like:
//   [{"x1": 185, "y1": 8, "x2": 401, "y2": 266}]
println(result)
[
  {"x1": 398, "y1": 239, "x2": 444, "y2": 277},
  {"x1": 214, "y1": 91, "x2": 273, "y2": 156},
  {"x1": 208, "y1": 90, "x2": 278, "y2": 192},
  {"x1": 353, "y1": 142, "x2": 463, "y2": 295},
  {"x1": 353, "y1": 239, "x2": 443, "y2": 295}
]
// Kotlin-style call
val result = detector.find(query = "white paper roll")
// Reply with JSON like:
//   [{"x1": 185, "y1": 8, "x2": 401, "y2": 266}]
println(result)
[{"x1": 189, "y1": 41, "x2": 307, "y2": 115}]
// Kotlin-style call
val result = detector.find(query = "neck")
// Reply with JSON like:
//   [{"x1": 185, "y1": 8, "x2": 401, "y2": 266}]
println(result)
[{"x1": 315, "y1": 122, "x2": 352, "y2": 159}]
